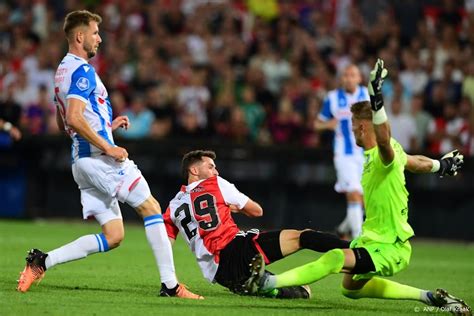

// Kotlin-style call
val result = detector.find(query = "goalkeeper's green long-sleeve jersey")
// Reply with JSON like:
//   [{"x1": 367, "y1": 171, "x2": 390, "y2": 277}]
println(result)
[{"x1": 360, "y1": 138, "x2": 415, "y2": 243}]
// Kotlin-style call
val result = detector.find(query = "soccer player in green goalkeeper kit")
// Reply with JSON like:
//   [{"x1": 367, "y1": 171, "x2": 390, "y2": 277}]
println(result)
[{"x1": 244, "y1": 59, "x2": 471, "y2": 315}]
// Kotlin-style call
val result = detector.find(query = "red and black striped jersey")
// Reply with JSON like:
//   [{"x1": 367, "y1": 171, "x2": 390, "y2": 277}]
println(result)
[{"x1": 164, "y1": 176, "x2": 249, "y2": 282}]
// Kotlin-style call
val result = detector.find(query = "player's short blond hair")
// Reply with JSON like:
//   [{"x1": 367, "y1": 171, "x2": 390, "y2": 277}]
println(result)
[
  {"x1": 351, "y1": 101, "x2": 372, "y2": 120},
  {"x1": 63, "y1": 10, "x2": 102, "y2": 40}
]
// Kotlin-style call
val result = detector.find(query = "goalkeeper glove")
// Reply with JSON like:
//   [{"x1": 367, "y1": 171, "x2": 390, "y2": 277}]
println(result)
[
  {"x1": 368, "y1": 58, "x2": 388, "y2": 111},
  {"x1": 437, "y1": 150, "x2": 464, "y2": 177}
]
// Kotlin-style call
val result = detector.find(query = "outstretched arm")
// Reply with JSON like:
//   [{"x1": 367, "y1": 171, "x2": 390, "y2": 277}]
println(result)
[
  {"x1": 373, "y1": 121, "x2": 394, "y2": 165},
  {"x1": 406, "y1": 150, "x2": 464, "y2": 176},
  {"x1": 406, "y1": 155, "x2": 437, "y2": 173},
  {"x1": 369, "y1": 59, "x2": 393, "y2": 165},
  {"x1": 314, "y1": 118, "x2": 337, "y2": 131},
  {"x1": 231, "y1": 199, "x2": 263, "y2": 218}
]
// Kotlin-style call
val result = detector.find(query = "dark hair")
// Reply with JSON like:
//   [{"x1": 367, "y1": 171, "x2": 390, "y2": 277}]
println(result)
[
  {"x1": 181, "y1": 150, "x2": 217, "y2": 181},
  {"x1": 63, "y1": 10, "x2": 102, "y2": 40},
  {"x1": 351, "y1": 101, "x2": 372, "y2": 120}
]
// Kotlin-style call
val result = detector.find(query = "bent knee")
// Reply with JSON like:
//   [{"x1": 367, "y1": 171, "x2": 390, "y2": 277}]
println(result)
[{"x1": 136, "y1": 196, "x2": 162, "y2": 218}]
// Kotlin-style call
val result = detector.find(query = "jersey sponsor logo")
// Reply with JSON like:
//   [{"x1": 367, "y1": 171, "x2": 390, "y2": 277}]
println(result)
[
  {"x1": 76, "y1": 77, "x2": 90, "y2": 91},
  {"x1": 191, "y1": 186, "x2": 205, "y2": 193}
]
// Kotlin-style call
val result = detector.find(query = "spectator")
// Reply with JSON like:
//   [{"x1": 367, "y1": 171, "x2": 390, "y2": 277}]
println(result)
[
  {"x1": 238, "y1": 86, "x2": 265, "y2": 142},
  {"x1": 176, "y1": 67, "x2": 210, "y2": 132},
  {"x1": 269, "y1": 97, "x2": 302, "y2": 144},
  {"x1": 227, "y1": 106, "x2": 249, "y2": 143},
  {"x1": 399, "y1": 49, "x2": 428, "y2": 97},
  {"x1": 0, "y1": 84, "x2": 22, "y2": 128},
  {"x1": 410, "y1": 94, "x2": 433, "y2": 150},
  {"x1": 462, "y1": 60, "x2": 474, "y2": 105},
  {"x1": 459, "y1": 97, "x2": 473, "y2": 154},
  {"x1": 147, "y1": 84, "x2": 174, "y2": 139},
  {"x1": 0, "y1": 118, "x2": 21, "y2": 144},
  {"x1": 22, "y1": 85, "x2": 57, "y2": 135},
  {"x1": 388, "y1": 97, "x2": 418, "y2": 152},
  {"x1": 0, "y1": 84, "x2": 22, "y2": 145},
  {"x1": 109, "y1": 90, "x2": 128, "y2": 120},
  {"x1": 260, "y1": 49, "x2": 292, "y2": 95},
  {"x1": 427, "y1": 103, "x2": 468, "y2": 155},
  {"x1": 0, "y1": 0, "x2": 472, "y2": 156},
  {"x1": 10, "y1": 71, "x2": 38, "y2": 109},
  {"x1": 116, "y1": 95, "x2": 155, "y2": 140},
  {"x1": 211, "y1": 90, "x2": 235, "y2": 139},
  {"x1": 425, "y1": 81, "x2": 448, "y2": 118}
]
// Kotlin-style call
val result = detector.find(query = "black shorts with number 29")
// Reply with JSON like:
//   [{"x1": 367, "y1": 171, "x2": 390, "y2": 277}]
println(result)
[{"x1": 213, "y1": 229, "x2": 282, "y2": 293}]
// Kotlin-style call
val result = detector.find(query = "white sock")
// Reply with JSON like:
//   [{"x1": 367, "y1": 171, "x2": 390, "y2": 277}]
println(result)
[
  {"x1": 337, "y1": 216, "x2": 350, "y2": 234},
  {"x1": 421, "y1": 290, "x2": 434, "y2": 305},
  {"x1": 45, "y1": 234, "x2": 107, "y2": 269},
  {"x1": 347, "y1": 202, "x2": 364, "y2": 238},
  {"x1": 143, "y1": 214, "x2": 177, "y2": 289}
]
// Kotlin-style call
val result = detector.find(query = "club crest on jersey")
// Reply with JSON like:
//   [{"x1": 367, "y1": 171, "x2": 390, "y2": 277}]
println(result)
[{"x1": 76, "y1": 77, "x2": 90, "y2": 91}]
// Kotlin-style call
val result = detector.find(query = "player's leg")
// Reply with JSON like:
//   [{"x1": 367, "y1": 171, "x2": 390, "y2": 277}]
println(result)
[
  {"x1": 343, "y1": 273, "x2": 429, "y2": 302},
  {"x1": 17, "y1": 187, "x2": 122, "y2": 292},
  {"x1": 17, "y1": 223, "x2": 120, "y2": 292},
  {"x1": 252, "y1": 230, "x2": 312, "y2": 299},
  {"x1": 298, "y1": 229, "x2": 351, "y2": 253},
  {"x1": 254, "y1": 229, "x2": 351, "y2": 260},
  {"x1": 342, "y1": 274, "x2": 472, "y2": 313},
  {"x1": 44, "y1": 217, "x2": 123, "y2": 269},
  {"x1": 341, "y1": 245, "x2": 424, "y2": 301},
  {"x1": 341, "y1": 248, "x2": 472, "y2": 313},
  {"x1": 242, "y1": 229, "x2": 351, "y2": 294},
  {"x1": 119, "y1": 171, "x2": 201, "y2": 299},
  {"x1": 215, "y1": 230, "x2": 311, "y2": 299},
  {"x1": 334, "y1": 157, "x2": 364, "y2": 239},
  {"x1": 255, "y1": 248, "x2": 353, "y2": 292},
  {"x1": 345, "y1": 191, "x2": 364, "y2": 238},
  {"x1": 254, "y1": 242, "x2": 388, "y2": 291},
  {"x1": 133, "y1": 195, "x2": 177, "y2": 289}
]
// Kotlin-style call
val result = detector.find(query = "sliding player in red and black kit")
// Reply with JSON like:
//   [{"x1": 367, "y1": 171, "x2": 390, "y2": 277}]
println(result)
[{"x1": 163, "y1": 150, "x2": 351, "y2": 298}]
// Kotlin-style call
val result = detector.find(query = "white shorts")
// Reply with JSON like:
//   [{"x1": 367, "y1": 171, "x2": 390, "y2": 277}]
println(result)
[
  {"x1": 333, "y1": 155, "x2": 363, "y2": 194},
  {"x1": 72, "y1": 155, "x2": 151, "y2": 226}
]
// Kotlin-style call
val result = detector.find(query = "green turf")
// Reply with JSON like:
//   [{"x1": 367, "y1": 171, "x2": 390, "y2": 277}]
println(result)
[{"x1": 0, "y1": 220, "x2": 473, "y2": 315}]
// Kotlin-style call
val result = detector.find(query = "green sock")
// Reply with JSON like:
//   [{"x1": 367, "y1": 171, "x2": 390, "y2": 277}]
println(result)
[
  {"x1": 342, "y1": 277, "x2": 424, "y2": 302},
  {"x1": 271, "y1": 249, "x2": 345, "y2": 289}
]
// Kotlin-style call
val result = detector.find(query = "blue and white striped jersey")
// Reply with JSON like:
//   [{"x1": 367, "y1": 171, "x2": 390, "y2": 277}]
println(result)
[
  {"x1": 318, "y1": 85, "x2": 369, "y2": 157},
  {"x1": 54, "y1": 53, "x2": 114, "y2": 162}
]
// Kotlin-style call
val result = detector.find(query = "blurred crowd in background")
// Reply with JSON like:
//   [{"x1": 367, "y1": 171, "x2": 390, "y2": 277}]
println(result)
[{"x1": 1, "y1": 0, "x2": 474, "y2": 156}]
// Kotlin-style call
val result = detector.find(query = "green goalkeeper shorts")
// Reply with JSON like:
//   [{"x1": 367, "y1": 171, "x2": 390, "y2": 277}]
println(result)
[{"x1": 349, "y1": 236, "x2": 412, "y2": 280}]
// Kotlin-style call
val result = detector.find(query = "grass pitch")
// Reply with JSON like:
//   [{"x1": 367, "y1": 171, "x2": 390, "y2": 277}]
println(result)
[{"x1": 0, "y1": 219, "x2": 473, "y2": 315}]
